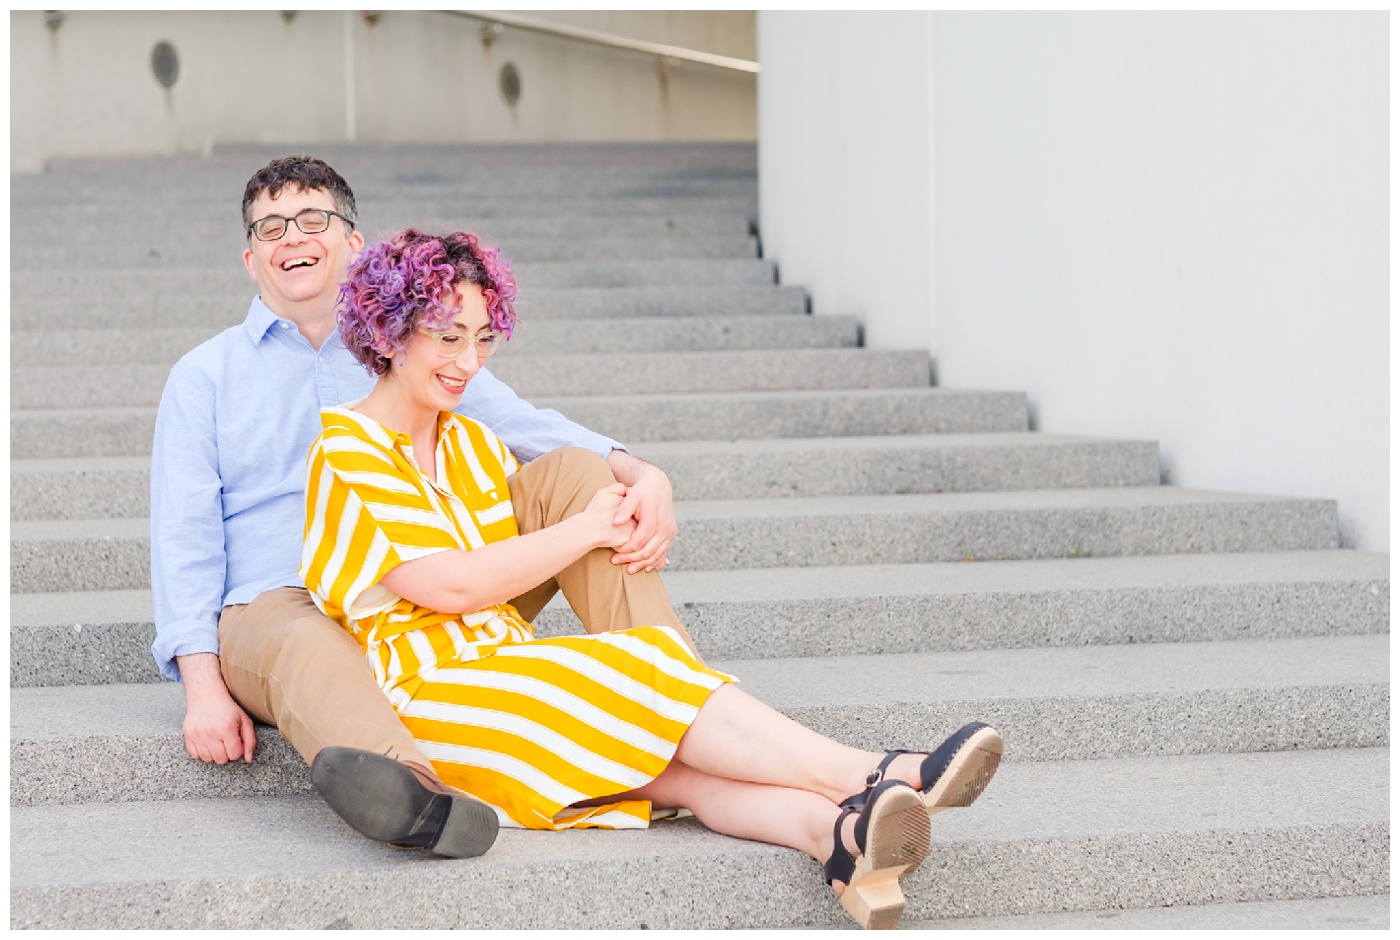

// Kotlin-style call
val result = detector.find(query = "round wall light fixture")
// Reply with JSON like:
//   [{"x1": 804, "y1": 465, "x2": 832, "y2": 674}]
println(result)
[
  {"x1": 499, "y1": 62, "x2": 521, "y2": 107},
  {"x1": 151, "y1": 40, "x2": 179, "y2": 89}
]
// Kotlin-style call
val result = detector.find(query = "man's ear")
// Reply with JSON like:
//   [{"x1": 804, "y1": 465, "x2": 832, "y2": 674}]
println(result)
[
  {"x1": 347, "y1": 228, "x2": 365, "y2": 257},
  {"x1": 242, "y1": 246, "x2": 258, "y2": 282}
]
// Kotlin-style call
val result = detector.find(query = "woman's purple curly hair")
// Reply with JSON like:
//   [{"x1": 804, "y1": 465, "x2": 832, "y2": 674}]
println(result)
[{"x1": 337, "y1": 228, "x2": 518, "y2": 376}]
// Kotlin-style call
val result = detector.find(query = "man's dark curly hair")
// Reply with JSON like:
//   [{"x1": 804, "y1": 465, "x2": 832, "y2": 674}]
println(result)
[{"x1": 240, "y1": 155, "x2": 357, "y2": 237}]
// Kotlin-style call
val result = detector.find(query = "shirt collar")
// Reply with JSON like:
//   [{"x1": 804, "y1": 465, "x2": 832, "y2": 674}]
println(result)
[
  {"x1": 243, "y1": 296, "x2": 284, "y2": 344},
  {"x1": 243, "y1": 296, "x2": 349, "y2": 353}
]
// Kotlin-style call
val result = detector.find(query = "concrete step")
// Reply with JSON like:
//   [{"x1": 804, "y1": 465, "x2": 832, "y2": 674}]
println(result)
[
  {"x1": 16, "y1": 161, "x2": 759, "y2": 194},
  {"x1": 13, "y1": 157, "x2": 759, "y2": 197},
  {"x1": 34, "y1": 146, "x2": 755, "y2": 180},
  {"x1": 12, "y1": 191, "x2": 759, "y2": 220},
  {"x1": 10, "y1": 634, "x2": 1389, "y2": 806},
  {"x1": 11, "y1": 313, "x2": 847, "y2": 369},
  {"x1": 10, "y1": 389, "x2": 1031, "y2": 459},
  {"x1": 46, "y1": 138, "x2": 756, "y2": 170},
  {"x1": 9, "y1": 487, "x2": 1339, "y2": 593},
  {"x1": 10, "y1": 551, "x2": 1388, "y2": 687},
  {"x1": 529, "y1": 388, "x2": 1032, "y2": 444},
  {"x1": 15, "y1": 159, "x2": 755, "y2": 185},
  {"x1": 10, "y1": 284, "x2": 809, "y2": 330},
  {"x1": 12, "y1": 348, "x2": 929, "y2": 411},
  {"x1": 11, "y1": 433, "x2": 1157, "y2": 521},
  {"x1": 902, "y1": 888, "x2": 1390, "y2": 931},
  {"x1": 19, "y1": 151, "x2": 757, "y2": 181},
  {"x1": 12, "y1": 234, "x2": 761, "y2": 269},
  {"x1": 10, "y1": 259, "x2": 776, "y2": 301},
  {"x1": 663, "y1": 487, "x2": 1339, "y2": 571},
  {"x1": 220, "y1": 138, "x2": 759, "y2": 169},
  {"x1": 639, "y1": 433, "x2": 1158, "y2": 500},
  {"x1": 19, "y1": 215, "x2": 755, "y2": 251},
  {"x1": 9, "y1": 747, "x2": 1388, "y2": 928}
]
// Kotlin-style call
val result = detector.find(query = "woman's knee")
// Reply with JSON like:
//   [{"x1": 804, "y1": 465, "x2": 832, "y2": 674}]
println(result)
[
  {"x1": 534, "y1": 446, "x2": 614, "y2": 490},
  {"x1": 511, "y1": 447, "x2": 615, "y2": 533}
]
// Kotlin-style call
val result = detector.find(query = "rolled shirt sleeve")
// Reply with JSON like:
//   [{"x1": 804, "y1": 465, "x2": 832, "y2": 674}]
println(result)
[{"x1": 150, "y1": 360, "x2": 229, "y2": 681}]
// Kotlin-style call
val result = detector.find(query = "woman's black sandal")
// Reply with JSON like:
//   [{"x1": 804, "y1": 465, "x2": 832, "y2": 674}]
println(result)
[
  {"x1": 844, "y1": 721, "x2": 1004, "y2": 815},
  {"x1": 822, "y1": 779, "x2": 931, "y2": 930}
]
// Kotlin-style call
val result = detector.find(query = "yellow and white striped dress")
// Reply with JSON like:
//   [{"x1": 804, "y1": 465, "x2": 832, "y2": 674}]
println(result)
[{"x1": 300, "y1": 406, "x2": 732, "y2": 830}]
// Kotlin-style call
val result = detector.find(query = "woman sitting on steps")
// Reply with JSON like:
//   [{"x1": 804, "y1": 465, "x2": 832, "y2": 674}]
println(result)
[{"x1": 299, "y1": 227, "x2": 1004, "y2": 929}]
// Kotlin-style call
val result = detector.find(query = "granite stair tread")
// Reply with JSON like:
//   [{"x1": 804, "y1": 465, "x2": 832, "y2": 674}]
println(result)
[
  {"x1": 11, "y1": 348, "x2": 933, "y2": 409},
  {"x1": 9, "y1": 486, "x2": 1343, "y2": 593},
  {"x1": 9, "y1": 388, "x2": 1033, "y2": 459},
  {"x1": 901, "y1": 894, "x2": 1389, "y2": 931},
  {"x1": 11, "y1": 634, "x2": 1389, "y2": 807},
  {"x1": 9, "y1": 747, "x2": 1389, "y2": 928},
  {"x1": 9, "y1": 257, "x2": 776, "y2": 298},
  {"x1": 11, "y1": 432, "x2": 1161, "y2": 520},
  {"x1": 10, "y1": 312, "x2": 845, "y2": 367},
  {"x1": 10, "y1": 284, "x2": 810, "y2": 329},
  {"x1": 8, "y1": 550, "x2": 1389, "y2": 686}
]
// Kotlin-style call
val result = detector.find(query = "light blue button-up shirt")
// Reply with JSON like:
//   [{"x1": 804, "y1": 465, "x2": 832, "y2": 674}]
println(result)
[{"x1": 150, "y1": 297, "x2": 622, "y2": 681}]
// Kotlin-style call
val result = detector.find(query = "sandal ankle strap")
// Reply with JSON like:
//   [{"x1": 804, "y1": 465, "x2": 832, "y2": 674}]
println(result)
[
  {"x1": 824, "y1": 779, "x2": 916, "y2": 886},
  {"x1": 822, "y1": 806, "x2": 860, "y2": 886},
  {"x1": 844, "y1": 724, "x2": 993, "y2": 806},
  {"x1": 839, "y1": 750, "x2": 916, "y2": 809}
]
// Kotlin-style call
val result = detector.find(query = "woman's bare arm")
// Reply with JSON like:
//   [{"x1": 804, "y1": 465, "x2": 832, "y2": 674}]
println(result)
[{"x1": 379, "y1": 484, "x2": 635, "y2": 614}]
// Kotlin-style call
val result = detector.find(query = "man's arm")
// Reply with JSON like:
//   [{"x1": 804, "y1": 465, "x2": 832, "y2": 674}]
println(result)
[
  {"x1": 606, "y1": 449, "x2": 677, "y2": 574},
  {"x1": 176, "y1": 653, "x2": 256, "y2": 764},
  {"x1": 151, "y1": 361, "x2": 256, "y2": 763}
]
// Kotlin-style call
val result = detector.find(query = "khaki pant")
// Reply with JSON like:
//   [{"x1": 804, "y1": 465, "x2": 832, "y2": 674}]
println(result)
[{"x1": 217, "y1": 447, "x2": 692, "y2": 769}]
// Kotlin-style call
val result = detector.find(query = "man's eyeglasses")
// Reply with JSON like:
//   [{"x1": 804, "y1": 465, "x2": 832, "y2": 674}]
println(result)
[
  {"x1": 416, "y1": 328, "x2": 506, "y2": 359},
  {"x1": 247, "y1": 208, "x2": 355, "y2": 242}
]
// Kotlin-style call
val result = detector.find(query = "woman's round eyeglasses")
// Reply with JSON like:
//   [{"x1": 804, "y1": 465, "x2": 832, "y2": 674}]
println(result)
[{"x1": 416, "y1": 328, "x2": 505, "y2": 359}]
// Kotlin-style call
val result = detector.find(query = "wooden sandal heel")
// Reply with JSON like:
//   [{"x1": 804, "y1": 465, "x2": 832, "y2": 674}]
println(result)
[{"x1": 824, "y1": 780, "x2": 931, "y2": 930}]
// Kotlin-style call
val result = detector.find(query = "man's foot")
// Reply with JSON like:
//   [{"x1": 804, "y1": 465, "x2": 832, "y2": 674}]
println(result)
[{"x1": 310, "y1": 746, "x2": 498, "y2": 858}]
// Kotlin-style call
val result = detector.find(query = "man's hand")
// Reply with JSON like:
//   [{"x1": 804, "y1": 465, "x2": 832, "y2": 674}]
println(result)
[
  {"x1": 583, "y1": 483, "x2": 639, "y2": 549},
  {"x1": 176, "y1": 652, "x2": 256, "y2": 765},
  {"x1": 605, "y1": 451, "x2": 678, "y2": 574}
]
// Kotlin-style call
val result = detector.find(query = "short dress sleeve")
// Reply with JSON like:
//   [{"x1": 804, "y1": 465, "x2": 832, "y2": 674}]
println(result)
[{"x1": 301, "y1": 409, "x2": 464, "y2": 623}]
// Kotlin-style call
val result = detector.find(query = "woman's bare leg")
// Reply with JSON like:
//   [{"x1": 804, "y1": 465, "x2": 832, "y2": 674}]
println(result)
[
  {"x1": 675, "y1": 684, "x2": 962, "y2": 802},
  {"x1": 673, "y1": 684, "x2": 884, "y2": 803},
  {"x1": 617, "y1": 760, "x2": 864, "y2": 890}
]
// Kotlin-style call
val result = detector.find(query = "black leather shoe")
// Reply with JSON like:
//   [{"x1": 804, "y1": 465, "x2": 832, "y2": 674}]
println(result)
[{"x1": 311, "y1": 747, "x2": 499, "y2": 858}]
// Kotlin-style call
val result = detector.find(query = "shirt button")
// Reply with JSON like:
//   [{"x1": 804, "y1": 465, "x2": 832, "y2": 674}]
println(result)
[{"x1": 280, "y1": 322, "x2": 292, "y2": 329}]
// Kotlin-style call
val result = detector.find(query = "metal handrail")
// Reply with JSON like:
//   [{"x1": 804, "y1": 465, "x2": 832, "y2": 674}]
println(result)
[{"x1": 446, "y1": 10, "x2": 759, "y2": 75}]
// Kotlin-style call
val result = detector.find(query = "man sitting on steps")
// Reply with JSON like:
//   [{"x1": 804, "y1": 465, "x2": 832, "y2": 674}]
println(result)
[{"x1": 150, "y1": 154, "x2": 696, "y2": 858}]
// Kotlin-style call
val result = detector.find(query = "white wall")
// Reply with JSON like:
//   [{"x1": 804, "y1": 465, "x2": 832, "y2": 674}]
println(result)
[
  {"x1": 758, "y1": 11, "x2": 1388, "y2": 551},
  {"x1": 757, "y1": 12, "x2": 935, "y2": 352},
  {"x1": 11, "y1": 10, "x2": 756, "y2": 172}
]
